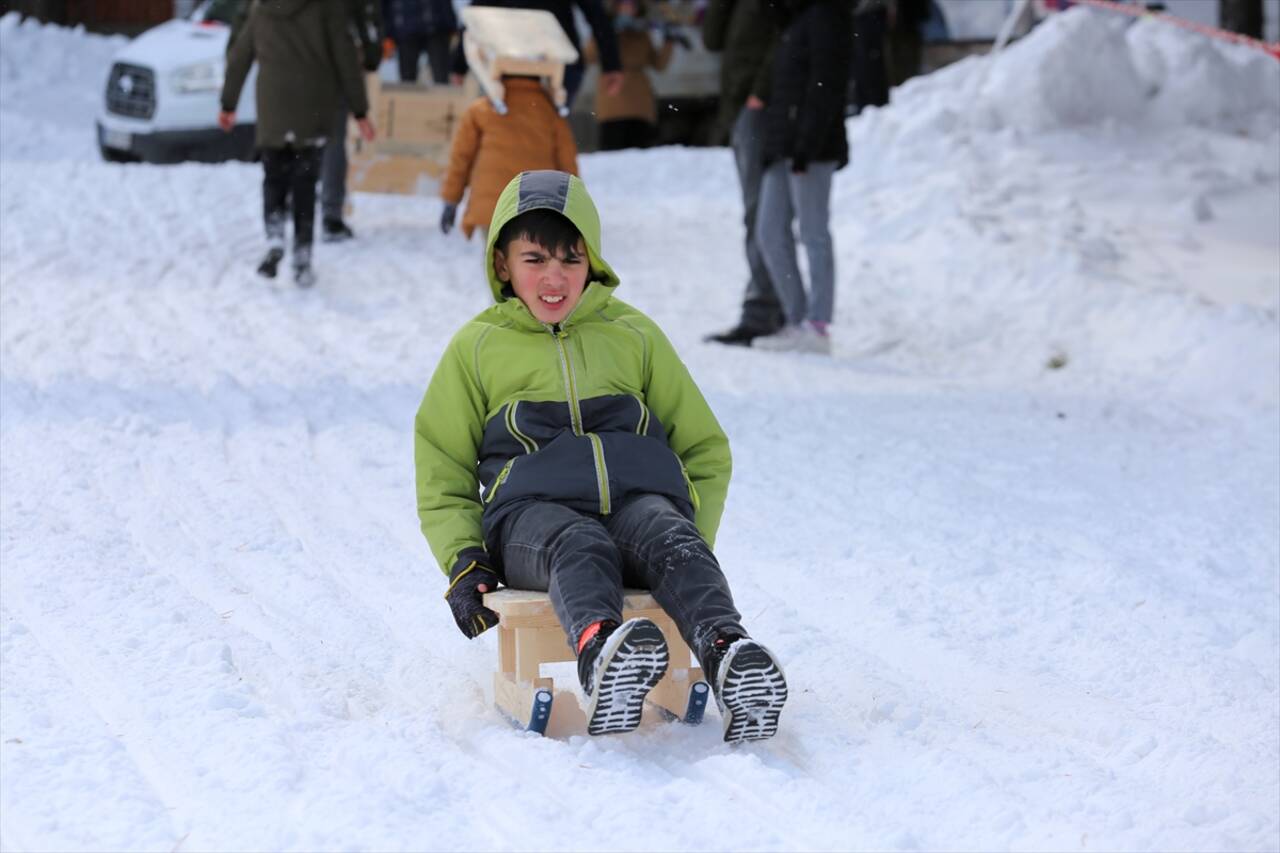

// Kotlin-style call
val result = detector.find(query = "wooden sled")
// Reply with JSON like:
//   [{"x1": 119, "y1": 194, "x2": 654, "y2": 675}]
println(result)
[
  {"x1": 460, "y1": 7, "x2": 579, "y2": 116},
  {"x1": 483, "y1": 589, "x2": 710, "y2": 737}
]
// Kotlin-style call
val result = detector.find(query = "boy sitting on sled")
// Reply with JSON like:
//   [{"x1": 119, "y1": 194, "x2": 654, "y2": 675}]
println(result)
[{"x1": 414, "y1": 170, "x2": 788, "y2": 743}]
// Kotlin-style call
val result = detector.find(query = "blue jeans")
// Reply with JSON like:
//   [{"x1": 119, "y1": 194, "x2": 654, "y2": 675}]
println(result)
[
  {"x1": 756, "y1": 159, "x2": 838, "y2": 325},
  {"x1": 496, "y1": 494, "x2": 746, "y2": 664}
]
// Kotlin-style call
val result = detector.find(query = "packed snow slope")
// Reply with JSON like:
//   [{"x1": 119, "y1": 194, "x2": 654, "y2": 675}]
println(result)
[{"x1": 2, "y1": 8, "x2": 1278, "y2": 852}]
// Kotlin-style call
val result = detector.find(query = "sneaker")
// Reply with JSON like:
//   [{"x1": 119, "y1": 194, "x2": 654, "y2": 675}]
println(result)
[
  {"x1": 577, "y1": 617, "x2": 670, "y2": 735},
  {"x1": 706, "y1": 635, "x2": 788, "y2": 744},
  {"x1": 704, "y1": 324, "x2": 774, "y2": 347},
  {"x1": 753, "y1": 322, "x2": 831, "y2": 355},
  {"x1": 322, "y1": 218, "x2": 354, "y2": 242}
]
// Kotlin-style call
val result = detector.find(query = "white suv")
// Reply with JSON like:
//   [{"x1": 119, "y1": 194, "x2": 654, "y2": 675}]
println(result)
[{"x1": 96, "y1": 0, "x2": 258, "y2": 163}]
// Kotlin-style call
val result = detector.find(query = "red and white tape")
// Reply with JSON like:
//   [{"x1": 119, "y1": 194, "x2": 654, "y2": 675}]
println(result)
[{"x1": 1065, "y1": 0, "x2": 1280, "y2": 60}]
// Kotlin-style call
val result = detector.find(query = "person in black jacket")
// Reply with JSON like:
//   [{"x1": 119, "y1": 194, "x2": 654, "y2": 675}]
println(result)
[
  {"x1": 752, "y1": 0, "x2": 851, "y2": 355},
  {"x1": 449, "y1": 0, "x2": 624, "y2": 107}
]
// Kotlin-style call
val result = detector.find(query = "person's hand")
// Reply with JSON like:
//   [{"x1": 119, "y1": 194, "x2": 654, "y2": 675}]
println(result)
[
  {"x1": 356, "y1": 116, "x2": 376, "y2": 142},
  {"x1": 382, "y1": 37, "x2": 395, "y2": 60},
  {"x1": 745, "y1": 94, "x2": 765, "y2": 111},
  {"x1": 440, "y1": 202, "x2": 457, "y2": 234},
  {"x1": 602, "y1": 71, "x2": 625, "y2": 97},
  {"x1": 791, "y1": 155, "x2": 808, "y2": 175},
  {"x1": 217, "y1": 110, "x2": 236, "y2": 132},
  {"x1": 444, "y1": 559, "x2": 502, "y2": 638},
  {"x1": 449, "y1": 72, "x2": 465, "y2": 87}
]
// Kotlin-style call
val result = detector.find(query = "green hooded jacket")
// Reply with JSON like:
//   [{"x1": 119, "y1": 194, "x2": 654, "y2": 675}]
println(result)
[{"x1": 414, "y1": 170, "x2": 733, "y2": 579}]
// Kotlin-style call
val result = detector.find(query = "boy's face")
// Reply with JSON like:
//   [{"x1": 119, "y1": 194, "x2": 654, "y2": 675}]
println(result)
[{"x1": 494, "y1": 236, "x2": 590, "y2": 325}]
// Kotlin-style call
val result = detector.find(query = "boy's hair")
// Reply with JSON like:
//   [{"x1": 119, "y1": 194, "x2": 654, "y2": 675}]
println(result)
[{"x1": 494, "y1": 208, "x2": 585, "y2": 259}]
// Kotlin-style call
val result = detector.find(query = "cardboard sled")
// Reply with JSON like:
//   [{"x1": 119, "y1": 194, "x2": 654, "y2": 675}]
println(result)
[
  {"x1": 460, "y1": 6, "x2": 580, "y2": 116},
  {"x1": 483, "y1": 588, "x2": 710, "y2": 737},
  {"x1": 347, "y1": 73, "x2": 476, "y2": 195}
]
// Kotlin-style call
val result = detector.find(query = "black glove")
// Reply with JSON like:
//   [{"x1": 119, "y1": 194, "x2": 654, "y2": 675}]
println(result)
[
  {"x1": 662, "y1": 23, "x2": 692, "y2": 49},
  {"x1": 440, "y1": 202, "x2": 457, "y2": 235},
  {"x1": 444, "y1": 558, "x2": 501, "y2": 639}
]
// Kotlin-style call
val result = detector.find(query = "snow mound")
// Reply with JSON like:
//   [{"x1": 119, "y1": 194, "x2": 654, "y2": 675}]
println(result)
[
  {"x1": 0, "y1": 12, "x2": 122, "y2": 90},
  {"x1": 878, "y1": 6, "x2": 1280, "y2": 141}
]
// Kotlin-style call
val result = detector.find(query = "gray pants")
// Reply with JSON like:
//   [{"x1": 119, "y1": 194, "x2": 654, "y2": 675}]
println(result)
[
  {"x1": 497, "y1": 494, "x2": 745, "y2": 665},
  {"x1": 756, "y1": 159, "x2": 838, "y2": 325},
  {"x1": 731, "y1": 106, "x2": 784, "y2": 332},
  {"x1": 320, "y1": 104, "x2": 349, "y2": 223}
]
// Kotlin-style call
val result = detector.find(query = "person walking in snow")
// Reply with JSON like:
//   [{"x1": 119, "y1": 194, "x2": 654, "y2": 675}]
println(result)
[
  {"x1": 219, "y1": 0, "x2": 375, "y2": 287},
  {"x1": 701, "y1": 0, "x2": 785, "y2": 347},
  {"x1": 581, "y1": 0, "x2": 685, "y2": 151},
  {"x1": 416, "y1": 170, "x2": 789, "y2": 742},
  {"x1": 751, "y1": 0, "x2": 851, "y2": 354},
  {"x1": 438, "y1": 75, "x2": 579, "y2": 240},
  {"x1": 383, "y1": 0, "x2": 458, "y2": 84}
]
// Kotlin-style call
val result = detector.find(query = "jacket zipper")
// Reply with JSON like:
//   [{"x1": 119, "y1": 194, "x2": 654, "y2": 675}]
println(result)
[
  {"x1": 506, "y1": 400, "x2": 537, "y2": 454},
  {"x1": 484, "y1": 458, "x2": 515, "y2": 504},
  {"x1": 550, "y1": 324, "x2": 610, "y2": 514}
]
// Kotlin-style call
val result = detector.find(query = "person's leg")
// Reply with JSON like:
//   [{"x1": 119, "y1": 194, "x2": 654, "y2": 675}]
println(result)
[
  {"x1": 261, "y1": 147, "x2": 290, "y2": 249},
  {"x1": 732, "y1": 106, "x2": 784, "y2": 333},
  {"x1": 597, "y1": 120, "x2": 627, "y2": 152},
  {"x1": 790, "y1": 161, "x2": 838, "y2": 326},
  {"x1": 604, "y1": 493, "x2": 786, "y2": 742},
  {"x1": 289, "y1": 145, "x2": 322, "y2": 283},
  {"x1": 396, "y1": 33, "x2": 423, "y2": 83},
  {"x1": 602, "y1": 494, "x2": 745, "y2": 668},
  {"x1": 562, "y1": 62, "x2": 584, "y2": 110},
  {"x1": 498, "y1": 501, "x2": 625, "y2": 649},
  {"x1": 320, "y1": 103, "x2": 350, "y2": 233},
  {"x1": 424, "y1": 30, "x2": 452, "y2": 84},
  {"x1": 754, "y1": 160, "x2": 806, "y2": 326}
]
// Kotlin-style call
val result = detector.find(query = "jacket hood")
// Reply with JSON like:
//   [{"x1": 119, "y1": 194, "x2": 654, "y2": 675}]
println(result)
[
  {"x1": 258, "y1": 0, "x2": 313, "y2": 18},
  {"x1": 484, "y1": 171, "x2": 620, "y2": 316}
]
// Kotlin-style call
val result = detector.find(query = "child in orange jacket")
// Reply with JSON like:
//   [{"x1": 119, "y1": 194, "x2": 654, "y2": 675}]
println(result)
[{"x1": 439, "y1": 76, "x2": 580, "y2": 239}]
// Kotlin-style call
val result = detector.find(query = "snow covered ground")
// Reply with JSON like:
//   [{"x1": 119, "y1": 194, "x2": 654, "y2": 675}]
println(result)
[{"x1": 2, "y1": 8, "x2": 1278, "y2": 852}]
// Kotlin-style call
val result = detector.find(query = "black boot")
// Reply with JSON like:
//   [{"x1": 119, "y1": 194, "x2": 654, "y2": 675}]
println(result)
[
  {"x1": 704, "y1": 324, "x2": 771, "y2": 347},
  {"x1": 322, "y1": 218, "x2": 354, "y2": 242},
  {"x1": 257, "y1": 246, "x2": 285, "y2": 278},
  {"x1": 577, "y1": 618, "x2": 669, "y2": 736}
]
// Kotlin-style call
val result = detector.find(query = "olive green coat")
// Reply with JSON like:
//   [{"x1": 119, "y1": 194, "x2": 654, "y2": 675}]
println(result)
[{"x1": 221, "y1": 0, "x2": 370, "y2": 148}]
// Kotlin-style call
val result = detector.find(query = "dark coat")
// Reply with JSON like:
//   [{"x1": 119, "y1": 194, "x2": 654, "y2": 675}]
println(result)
[
  {"x1": 760, "y1": 0, "x2": 851, "y2": 169},
  {"x1": 701, "y1": 0, "x2": 778, "y2": 145},
  {"x1": 229, "y1": 0, "x2": 384, "y2": 71},
  {"x1": 382, "y1": 0, "x2": 456, "y2": 39},
  {"x1": 221, "y1": 0, "x2": 371, "y2": 148}
]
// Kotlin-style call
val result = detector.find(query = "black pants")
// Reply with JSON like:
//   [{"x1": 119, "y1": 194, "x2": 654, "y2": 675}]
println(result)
[
  {"x1": 496, "y1": 494, "x2": 746, "y2": 666},
  {"x1": 598, "y1": 119, "x2": 656, "y2": 152},
  {"x1": 396, "y1": 31, "x2": 452, "y2": 84},
  {"x1": 261, "y1": 145, "x2": 322, "y2": 248}
]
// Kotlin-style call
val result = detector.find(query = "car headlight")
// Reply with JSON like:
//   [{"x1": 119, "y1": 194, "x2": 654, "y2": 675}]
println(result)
[{"x1": 171, "y1": 59, "x2": 225, "y2": 94}]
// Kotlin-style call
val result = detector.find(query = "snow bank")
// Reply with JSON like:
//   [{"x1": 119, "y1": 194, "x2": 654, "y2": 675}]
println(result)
[{"x1": 0, "y1": 13, "x2": 124, "y2": 160}]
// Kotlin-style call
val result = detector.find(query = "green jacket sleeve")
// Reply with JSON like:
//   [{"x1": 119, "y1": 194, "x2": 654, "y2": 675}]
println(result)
[
  {"x1": 325, "y1": 0, "x2": 371, "y2": 118},
  {"x1": 701, "y1": 0, "x2": 733, "y2": 51},
  {"x1": 641, "y1": 322, "x2": 732, "y2": 547},
  {"x1": 414, "y1": 328, "x2": 489, "y2": 578}
]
